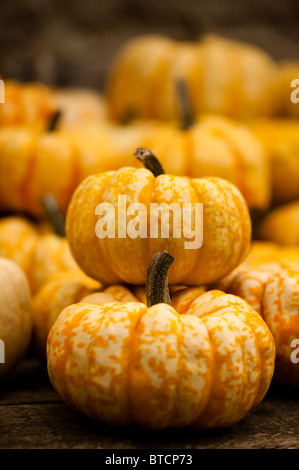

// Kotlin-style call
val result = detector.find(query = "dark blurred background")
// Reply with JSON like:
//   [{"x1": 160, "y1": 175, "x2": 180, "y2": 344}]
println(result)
[{"x1": 0, "y1": 0, "x2": 298, "y2": 90}]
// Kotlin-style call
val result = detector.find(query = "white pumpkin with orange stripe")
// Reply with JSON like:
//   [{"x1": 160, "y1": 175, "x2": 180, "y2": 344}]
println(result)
[{"x1": 47, "y1": 252, "x2": 275, "y2": 430}]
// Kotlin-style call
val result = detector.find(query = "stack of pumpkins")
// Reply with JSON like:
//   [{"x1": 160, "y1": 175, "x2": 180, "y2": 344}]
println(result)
[{"x1": 1, "y1": 32, "x2": 299, "y2": 432}]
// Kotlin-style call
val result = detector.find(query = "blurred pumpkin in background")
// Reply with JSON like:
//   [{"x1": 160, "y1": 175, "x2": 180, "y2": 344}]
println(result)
[
  {"x1": 0, "y1": 215, "x2": 79, "y2": 293},
  {"x1": 0, "y1": 258, "x2": 32, "y2": 379},
  {"x1": 107, "y1": 34, "x2": 279, "y2": 122},
  {"x1": 0, "y1": 79, "x2": 108, "y2": 130},
  {"x1": 222, "y1": 263, "x2": 299, "y2": 388},
  {"x1": 259, "y1": 200, "x2": 299, "y2": 246},
  {"x1": 252, "y1": 119, "x2": 299, "y2": 204},
  {"x1": 0, "y1": 112, "x2": 270, "y2": 216},
  {"x1": 0, "y1": 80, "x2": 54, "y2": 129}
]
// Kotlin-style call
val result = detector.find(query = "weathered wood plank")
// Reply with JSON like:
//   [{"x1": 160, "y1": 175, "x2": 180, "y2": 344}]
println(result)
[{"x1": 0, "y1": 359, "x2": 298, "y2": 449}]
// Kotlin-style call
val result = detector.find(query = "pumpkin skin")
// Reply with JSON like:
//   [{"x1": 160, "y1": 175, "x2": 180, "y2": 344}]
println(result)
[
  {"x1": 0, "y1": 216, "x2": 79, "y2": 293},
  {"x1": 0, "y1": 127, "x2": 80, "y2": 216},
  {"x1": 187, "y1": 115, "x2": 271, "y2": 210},
  {"x1": 107, "y1": 34, "x2": 279, "y2": 121},
  {"x1": 0, "y1": 80, "x2": 107, "y2": 130},
  {"x1": 52, "y1": 88, "x2": 108, "y2": 129},
  {"x1": 66, "y1": 167, "x2": 251, "y2": 285},
  {"x1": 0, "y1": 113, "x2": 270, "y2": 215},
  {"x1": 253, "y1": 119, "x2": 299, "y2": 204},
  {"x1": 140, "y1": 115, "x2": 270, "y2": 210},
  {"x1": 0, "y1": 80, "x2": 54, "y2": 129},
  {"x1": 0, "y1": 216, "x2": 39, "y2": 279},
  {"x1": 29, "y1": 233, "x2": 79, "y2": 294},
  {"x1": 47, "y1": 286, "x2": 275, "y2": 430},
  {"x1": 214, "y1": 241, "x2": 299, "y2": 292},
  {"x1": 32, "y1": 271, "x2": 101, "y2": 361},
  {"x1": 259, "y1": 201, "x2": 299, "y2": 246},
  {"x1": 223, "y1": 264, "x2": 299, "y2": 388},
  {"x1": 245, "y1": 241, "x2": 299, "y2": 269},
  {"x1": 0, "y1": 258, "x2": 32, "y2": 379}
]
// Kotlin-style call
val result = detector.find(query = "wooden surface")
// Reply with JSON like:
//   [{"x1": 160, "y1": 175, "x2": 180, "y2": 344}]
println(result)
[{"x1": 0, "y1": 358, "x2": 298, "y2": 449}]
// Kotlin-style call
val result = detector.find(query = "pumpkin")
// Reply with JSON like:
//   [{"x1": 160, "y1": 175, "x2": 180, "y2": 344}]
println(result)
[
  {"x1": 245, "y1": 241, "x2": 299, "y2": 269},
  {"x1": 47, "y1": 251, "x2": 275, "y2": 429},
  {"x1": 0, "y1": 215, "x2": 79, "y2": 293},
  {"x1": 0, "y1": 80, "x2": 54, "y2": 129},
  {"x1": 0, "y1": 111, "x2": 270, "y2": 215},
  {"x1": 214, "y1": 240, "x2": 299, "y2": 292},
  {"x1": 186, "y1": 115, "x2": 271, "y2": 210},
  {"x1": 66, "y1": 148, "x2": 251, "y2": 286},
  {"x1": 0, "y1": 258, "x2": 32, "y2": 379},
  {"x1": 139, "y1": 114, "x2": 271, "y2": 210},
  {"x1": 32, "y1": 271, "x2": 101, "y2": 361},
  {"x1": 0, "y1": 79, "x2": 108, "y2": 130},
  {"x1": 0, "y1": 216, "x2": 39, "y2": 278},
  {"x1": 252, "y1": 119, "x2": 299, "y2": 204},
  {"x1": 52, "y1": 87, "x2": 108, "y2": 129},
  {"x1": 107, "y1": 34, "x2": 279, "y2": 121},
  {"x1": 259, "y1": 201, "x2": 299, "y2": 246},
  {"x1": 0, "y1": 125, "x2": 80, "y2": 215},
  {"x1": 222, "y1": 263, "x2": 299, "y2": 388}
]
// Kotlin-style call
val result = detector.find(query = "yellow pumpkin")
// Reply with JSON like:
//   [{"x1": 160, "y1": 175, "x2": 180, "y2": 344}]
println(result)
[
  {"x1": 0, "y1": 258, "x2": 32, "y2": 379},
  {"x1": 253, "y1": 119, "x2": 299, "y2": 204},
  {"x1": 259, "y1": 201, "x2": 299, "y2": 246},
  {"x1": 47, "y1": 251, "x2": 275, "y2": 429},
  {"x1": 32, "y1": 271, "x2": 101, "y2": 361},
  {"x1": 223, "y1": 263, "x2": 299, "y2": 388},
  {"x1": 0, "y1": 111, "x2": 270, "y2": 215},
  {"x1": 66, "y1": 148, "x2": 251, "y2": 286},
  {"x1": 52, "y1": 87, "x2": 108, "y2": 129},
  {"x1": 0, "y1": 216, "x2": 79, "y2": 293},
  {"x1": 0, "y1": 79, "x2": 108, "y2": 130},
  {"x1": 245, "y1": 241, "x2": 299, "y2": 269},
  {"x1": 0, "y1": 80, "x2": 54, "y2": 129},
  {"x1": 0, "y1": 216, "x2": 39, "y2": 278},
  {"x1": 138, "y1": 114, "x2": 271, "y2": 210},
  {"x1": 186, "y1": 115, "x2": 271, "y2": 210},
  {"x1": 214, "y1": 240, "x2": 299, "y2": 292},
  {"x1": 107, "y1": 34, "x2": 279, "y2": 121}
]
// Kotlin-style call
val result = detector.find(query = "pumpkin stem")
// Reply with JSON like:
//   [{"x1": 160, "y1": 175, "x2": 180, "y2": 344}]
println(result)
[
  {"x1": 41, "y1": 193, "x2": 66, "y2": 237},
  {"x1": 134, "y1": 148, "x2": 165, "y2": 177},
  {"x1": 48, "y1": 110, "x2": 62, "y2": 132},
  {"x1": 146, "y1": 251, "x2": 174, "y2": 307},
  {"x1": 176, "y1": 79, "x2": 195, "y2": 130}
]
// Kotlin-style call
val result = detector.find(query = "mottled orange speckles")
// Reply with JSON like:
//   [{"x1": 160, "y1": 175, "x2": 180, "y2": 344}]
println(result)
[
  {"x1": 66, "y1": 167, "x2": 251, "y2": 286},
  {"x1": 47, "y1": 286, "x2": 275, "y2": 429}
]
